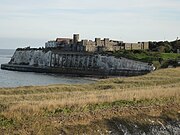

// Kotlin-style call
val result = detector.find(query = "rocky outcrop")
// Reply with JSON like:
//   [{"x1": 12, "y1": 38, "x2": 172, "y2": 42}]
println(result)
[{"x1": 106, "y1": 119, "x2": 180, "y2": 135}]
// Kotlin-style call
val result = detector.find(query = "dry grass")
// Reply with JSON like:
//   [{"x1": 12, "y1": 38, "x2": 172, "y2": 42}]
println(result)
[{"x1": 0, "y1": 67, "x2": 180, "y2": 134}]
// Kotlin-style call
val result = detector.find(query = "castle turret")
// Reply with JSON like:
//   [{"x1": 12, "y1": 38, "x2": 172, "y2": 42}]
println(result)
[
  {"x1": 73, "y1": 34, "x2": 79, "y2": 45},
  {"x1": 104, "y1": 38, "x2": 109, "y2": 47},
  {"x1": 95, "y1": 38, "x2": 101, "y2": 46}
]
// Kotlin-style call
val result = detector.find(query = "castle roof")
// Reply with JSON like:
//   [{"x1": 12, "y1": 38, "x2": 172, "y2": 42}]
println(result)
[{"x1": 56, "y1": 38, "x2": 72, "y2": 42}]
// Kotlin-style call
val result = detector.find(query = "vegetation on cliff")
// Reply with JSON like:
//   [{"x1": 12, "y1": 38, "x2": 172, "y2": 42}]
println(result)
[
  {"x1": 0, "y1": 68, "x2": 180, "y2": 134},
  {"x1": 113, "y1": 50, "x2": 180, "y2": 69},
  {"x1": 112, "y1": 40, "x2": 180, "y2": 69},
  {"x1": 149, "y1": 39, "x2": 180, "y2": 53}
]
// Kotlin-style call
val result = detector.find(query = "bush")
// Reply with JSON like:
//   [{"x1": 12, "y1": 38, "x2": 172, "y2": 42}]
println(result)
[
  {"x1": 152, "y1": 61, "x2": 161, "y2": 69},
  {"x1": 161, "y1": 61, "x2": 169, "y2": 68}
]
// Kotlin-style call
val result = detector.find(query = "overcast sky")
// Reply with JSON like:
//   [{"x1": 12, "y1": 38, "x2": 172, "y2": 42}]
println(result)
[{"x1": 0, "y1": 0, "x2": 180, "y2": 49}]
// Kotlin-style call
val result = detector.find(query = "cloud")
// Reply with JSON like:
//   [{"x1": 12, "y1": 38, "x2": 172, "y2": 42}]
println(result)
[
  {"x1": 1, "y1": 0, "x2": 180, "y2": 19},
  {"x1": 0, "y1": 0, "x2": 180, "y2": 48}
]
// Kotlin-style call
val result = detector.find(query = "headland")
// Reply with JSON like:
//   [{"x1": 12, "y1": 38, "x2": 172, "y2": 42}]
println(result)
[{"x1": 1, "y1": 34, "x2": 154, "y2": 76}]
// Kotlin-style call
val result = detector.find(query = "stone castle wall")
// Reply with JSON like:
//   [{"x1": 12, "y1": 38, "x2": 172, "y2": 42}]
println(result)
[{"x1": 45, "y1": 34, "x2": 149, "y2": 53}]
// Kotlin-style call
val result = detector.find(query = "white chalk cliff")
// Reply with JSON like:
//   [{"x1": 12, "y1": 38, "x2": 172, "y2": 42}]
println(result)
[{"x1": 9, "y1": 50, "x2": 154, "y2": 72}]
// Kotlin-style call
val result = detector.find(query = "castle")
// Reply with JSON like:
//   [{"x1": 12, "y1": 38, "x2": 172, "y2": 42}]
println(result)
[{"x1": 45, "y1": 34, "x2": 149, "y2": 52}]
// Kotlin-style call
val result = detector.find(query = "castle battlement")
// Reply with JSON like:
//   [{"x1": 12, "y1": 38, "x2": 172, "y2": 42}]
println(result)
[{"x1": 45, "y1": 34, "x2": 149, "y2": 52}]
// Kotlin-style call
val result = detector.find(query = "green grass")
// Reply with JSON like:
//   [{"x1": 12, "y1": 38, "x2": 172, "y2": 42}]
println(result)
[
  {"x1": 160, "y1": 53, "x2": 180, "y2": 60},
  {"x1": 0, "y1": 115, "x2": 14, "y2": 127},
  {"x1": 113, "y1": 50, "x2": 180, "y2": 62},
  {"x1": 113, "y1": 50, "x2": 180, "y2": 69}
]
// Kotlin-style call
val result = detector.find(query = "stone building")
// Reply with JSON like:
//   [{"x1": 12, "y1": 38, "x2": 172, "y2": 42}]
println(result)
[
  {"x1": 45, "y1": 34, "x2": 149, "y2": 52},
  {"x1": 124, "y1": 42, "x2": 149, "y2": 50},
  {"x1": 45, "y1": 41, "x2": 57, "y2": 48}
]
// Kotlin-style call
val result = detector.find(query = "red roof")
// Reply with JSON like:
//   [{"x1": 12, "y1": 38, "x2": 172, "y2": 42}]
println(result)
[{"x1": 56, "y1": 38, "x2": 72, "y2": 42}]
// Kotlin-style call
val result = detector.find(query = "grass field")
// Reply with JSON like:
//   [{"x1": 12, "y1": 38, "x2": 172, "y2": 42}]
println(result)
[
  {"x1": 113, "y1": 50, "x2": 180, "y2": 63},
  {"x1": 0, "y1": 68, "x2": 180, "y2": 134}
]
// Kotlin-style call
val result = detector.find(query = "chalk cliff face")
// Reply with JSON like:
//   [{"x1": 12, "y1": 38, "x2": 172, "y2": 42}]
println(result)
[
  {"x1": 9, "y1": 50, "x2": 153, "y2": 73},
  {"x1": 96, "y1": 55, "x2": 152, "y2": 71},
  {"x1": 10, "y1": 50, "x2": 52, "y2": 67}
]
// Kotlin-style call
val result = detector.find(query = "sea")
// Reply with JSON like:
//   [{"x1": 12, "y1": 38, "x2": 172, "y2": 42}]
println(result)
[{"x1": 0, "y1": 49, "x2": 95, "y2": 88}]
